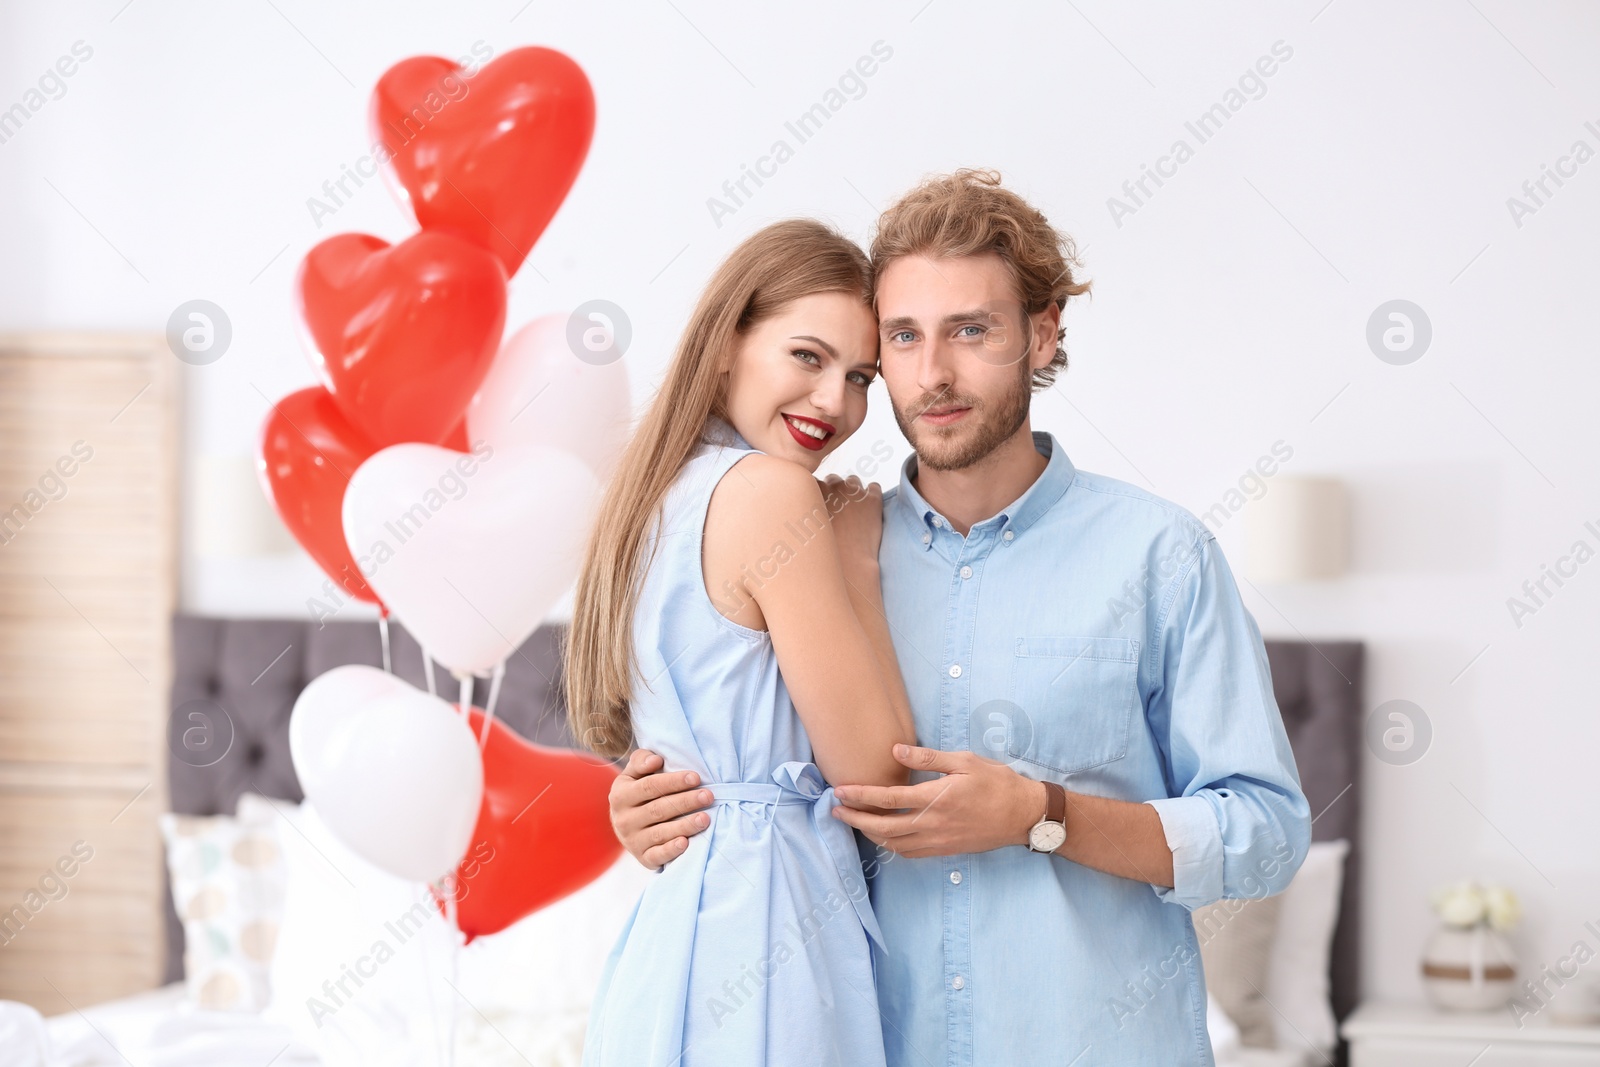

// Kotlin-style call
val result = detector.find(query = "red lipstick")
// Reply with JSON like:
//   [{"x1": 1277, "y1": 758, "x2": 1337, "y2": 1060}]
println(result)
[{"x1": 781, "y1": 412, "x2": 834, "y2": 452}]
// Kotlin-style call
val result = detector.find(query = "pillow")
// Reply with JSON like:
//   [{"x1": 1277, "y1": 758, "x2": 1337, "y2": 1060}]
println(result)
[
  {"x1": 1205, "y1": 990, "x2": 1241, "y2": 1062},
  {"x1": 158, "y1": 794, "x2": 287, "y2": 1011},
  {"x1": 451, "y1": 850, "x2": 651, "y2": 1017},
  {"x1": 262, "y1": 797, "x2": 459, "y2": 1065},
  {"x1": 1194, "y1": 891, "x2": 1283, "y2": 1046},
  {"x1": 1264, "y1": 839, "x2": 1348, "y2": 1055},
  {"x1": 263, "y1": 797, "x2": 650, "y2": 1066}
]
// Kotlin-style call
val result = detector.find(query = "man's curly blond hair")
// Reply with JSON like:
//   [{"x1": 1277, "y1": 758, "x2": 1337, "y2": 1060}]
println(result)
[{"x1": 870, "y1": 169, "x2": 1091, "y2": 390}]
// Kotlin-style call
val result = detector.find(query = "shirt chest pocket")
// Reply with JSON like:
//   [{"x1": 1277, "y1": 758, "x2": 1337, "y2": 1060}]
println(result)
[{"x1": 1006, "y1": 635, "x2": 1142, "y2": 776}]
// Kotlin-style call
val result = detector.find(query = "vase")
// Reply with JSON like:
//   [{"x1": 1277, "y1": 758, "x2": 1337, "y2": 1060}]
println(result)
[{"x1": 1421, "y1": 923, "x2": 1518, "y2": 1011}]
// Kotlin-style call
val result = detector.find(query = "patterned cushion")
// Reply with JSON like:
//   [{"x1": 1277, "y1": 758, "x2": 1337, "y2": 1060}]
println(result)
[{"x1": 158, "y1": 793, "x2": 287, "y2": 1010}]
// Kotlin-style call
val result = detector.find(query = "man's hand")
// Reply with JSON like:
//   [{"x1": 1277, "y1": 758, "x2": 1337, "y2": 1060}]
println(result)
[
  {"x1": 831, "y1": 743, "x2": 1044, "y2": 858},
  {"x1": 818, "y1": 474, "x2": 883, "y2": 574},
  {"x1": 834, "y1": 744, "x2": 1178, "y2": 886},
  {"x1": 609, "y1": 749, "x2": 713, "y2": 870}
]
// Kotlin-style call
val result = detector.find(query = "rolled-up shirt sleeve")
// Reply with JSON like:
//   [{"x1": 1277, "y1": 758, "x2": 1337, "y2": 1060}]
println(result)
[{"x1": 1141, "y1": 532, "x2": 1312, "y2": 910}]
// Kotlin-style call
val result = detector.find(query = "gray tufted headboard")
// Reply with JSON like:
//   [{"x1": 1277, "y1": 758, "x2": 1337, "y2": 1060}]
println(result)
[
  {"x1": 164, "y1": 618, "x2": 1364, "y2": 1029},
  {"x1": 163, "y1": 613, "x2": 577, "y2": 984},
  {"x1": 1265, "y1": 639, "x2": 1365, "y2": 1032}
]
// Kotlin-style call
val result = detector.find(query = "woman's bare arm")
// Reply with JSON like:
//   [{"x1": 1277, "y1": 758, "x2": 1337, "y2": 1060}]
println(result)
[
  {"x1": 704, "y1": 454, "x2": 914, "y2": 787},
  {"x1": 606, "y1": 541, "x2": 913, "y2": 871},
  {"x1": 821, "y1": 475, "x2": 917, "y2": 759}
]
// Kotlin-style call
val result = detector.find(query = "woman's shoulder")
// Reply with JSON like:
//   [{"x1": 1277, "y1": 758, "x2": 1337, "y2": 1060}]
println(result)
[
  {"x1": 703, "y1": 453, "x2": 825, "y2": 575},
  {"x1": 661, "y1": 443, "x2": 816, "y2": 532},
  {"x1": 713, "y1": 452, "x2": 821, "y2": 514}
]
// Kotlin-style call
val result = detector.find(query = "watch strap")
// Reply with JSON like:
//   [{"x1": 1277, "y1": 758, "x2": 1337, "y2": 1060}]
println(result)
[
  {"x1": 1027, "y1": 782, "x2": 1068, "y2": 853},
  {"x1": 1043, "y1": 781, "x2": 1066, "y2": 826}
]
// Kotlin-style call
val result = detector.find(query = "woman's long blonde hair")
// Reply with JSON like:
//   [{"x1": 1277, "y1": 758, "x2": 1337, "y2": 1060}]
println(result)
[{"x1": 565, "y1": 219, "x2": 873, "y2": 757}]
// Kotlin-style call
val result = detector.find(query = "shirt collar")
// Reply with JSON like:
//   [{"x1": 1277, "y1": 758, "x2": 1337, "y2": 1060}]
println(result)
[{"x1": 893, "y1": 430, "x2": 1075, "y2": 545}]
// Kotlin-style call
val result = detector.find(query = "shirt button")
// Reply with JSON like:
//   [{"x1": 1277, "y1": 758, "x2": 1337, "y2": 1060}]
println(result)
[
  {"x1": 921, "y1": 532, "x2": 931, "y2": 545},
  {"x1": 1003, "y1": 530, "x2": 1015, "y2": 542},
  {"x1": 959, "y1": 565, "x2": 972, "y2": 579},
  {"x1": 948, "y1": 664, "x2": 962, "y2": 678},
  {"x1": 950, "y1": 870, "x2": 962, "y2": 885},
  {"x1": 952, "y1": 975, "x2": 966, "y2": 991}
]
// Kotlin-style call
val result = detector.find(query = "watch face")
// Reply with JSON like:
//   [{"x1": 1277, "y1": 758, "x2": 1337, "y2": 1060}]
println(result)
[{"x1": 1030, "y1": 821, "x2": 1066, "y2": 853}]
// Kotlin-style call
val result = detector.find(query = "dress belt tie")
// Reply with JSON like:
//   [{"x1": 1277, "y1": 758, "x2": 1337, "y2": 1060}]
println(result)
[{"x1": 702, "y1": 760, "x2": 885, "y2": 950}]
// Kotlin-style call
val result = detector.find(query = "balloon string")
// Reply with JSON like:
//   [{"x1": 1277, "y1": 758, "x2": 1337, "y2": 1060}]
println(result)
[
  {"x1": 445, "y1": 888, "x2": 460, "y2": 1067},
  {"x1": 422, "y1": 650, "x2": 437, "y2": 698},
  {"x1": 378, "y1": 614, "x2": 392, "y2": 675},
  {"x1": 479, "y1": 661, "x2": 506, "y2": 748},
  {"x1": 458, "y1": 672, "x2": 473, "y2": 719},
  {"x1": 418, "y1": 881, "x2": 443, "y2": 1067}
]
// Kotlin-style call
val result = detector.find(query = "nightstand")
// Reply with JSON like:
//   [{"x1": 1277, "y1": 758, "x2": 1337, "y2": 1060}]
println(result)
[{"x1": 1342, "y1": 1001, "x2": 1600, "y2": 1066}]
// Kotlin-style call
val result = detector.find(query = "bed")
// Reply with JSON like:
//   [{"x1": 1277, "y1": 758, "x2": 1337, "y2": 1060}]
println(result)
[{"x1": 39, "y1": 617, "x2": 1364, "y2": 1067}]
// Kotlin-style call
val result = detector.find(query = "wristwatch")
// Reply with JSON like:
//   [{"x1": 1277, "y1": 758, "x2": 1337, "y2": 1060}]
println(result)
[{"x1": 1026, "y1": 781, "x2": 1067, "y2": 854}]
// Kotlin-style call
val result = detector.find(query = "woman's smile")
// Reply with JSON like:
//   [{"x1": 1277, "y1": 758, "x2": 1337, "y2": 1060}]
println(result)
[{"x1": 781, "y1": 412, "x2": 836, "y2": 451}]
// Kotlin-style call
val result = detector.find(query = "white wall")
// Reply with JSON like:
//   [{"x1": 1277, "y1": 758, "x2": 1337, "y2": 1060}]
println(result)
[{"x1": 2, "y1": 0, "x2": 1596, "y2": 1008}]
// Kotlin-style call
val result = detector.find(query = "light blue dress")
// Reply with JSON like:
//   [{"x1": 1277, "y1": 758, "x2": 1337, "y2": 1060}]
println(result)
[{"x1": 582, "y1": 418, "x2": 888, "y2": 1067}]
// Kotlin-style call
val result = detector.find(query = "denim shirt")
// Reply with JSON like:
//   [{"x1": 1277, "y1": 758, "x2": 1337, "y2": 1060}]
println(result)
[{"x1": 868, "y1": 430, "x2": 1311, "y2": 1067}]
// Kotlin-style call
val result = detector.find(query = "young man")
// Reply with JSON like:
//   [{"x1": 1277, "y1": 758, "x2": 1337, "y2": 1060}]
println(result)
[{"x1": 608, "y1": 170, "x2": 1310, "y2": 1066}]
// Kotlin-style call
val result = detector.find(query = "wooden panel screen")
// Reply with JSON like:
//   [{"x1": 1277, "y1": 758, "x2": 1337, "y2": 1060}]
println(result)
[{"x1": 0, "y1": 333, "x2": 176, "y2": 1012}]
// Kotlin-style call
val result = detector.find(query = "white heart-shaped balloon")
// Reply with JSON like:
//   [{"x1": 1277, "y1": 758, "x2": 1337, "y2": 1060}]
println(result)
[
  {"x1": 291, "y1": 678, "x2": 483, "y2": 883},
  {"x1": 289, "y1": 664, "x2": 414, "y2": 799},
  {"x1": 466, "y1": 314, "x2": 632, "y2": 483},
  {"x1": 342, "y1": 442, "x2": 600, "y2": 676}
]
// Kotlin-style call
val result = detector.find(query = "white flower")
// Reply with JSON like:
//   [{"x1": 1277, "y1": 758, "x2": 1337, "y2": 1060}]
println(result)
[
  {"x1": 1431, "y1": 881, "x2": 1486, "y2": 927},
  {"x1": 1485, "y1": 886, "x2": 1522, "y2": 931}
]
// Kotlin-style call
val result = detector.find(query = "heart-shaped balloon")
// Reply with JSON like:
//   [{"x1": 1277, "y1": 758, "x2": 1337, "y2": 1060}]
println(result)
[
  {"x1": 341, "y1": 442, "x2": 600, "y2": 676},
  {"x1": 289, "y1": 673, "x2": 483, "y2": 883},
  {"x1": 441, "y1": 708, "x2": 620, "y2": 940},
  {"x1": 442, "y1": 417, "x2": 470, "y2": 453},
  {"x1": 466, "y1": 314, "x2": 632, "y2": 484},
  {"x1": 371, "y1": 47, "x2": 595, "y2": 278},
  {"x1": 258, "y1": 387, "x2": 382, "y2": 606},
  {"x1": 296, "y1": 229, "x2": 507, "y2": 448},
  {"x1": 288, "y1": 664, "x2": 415, "y2": 797}
]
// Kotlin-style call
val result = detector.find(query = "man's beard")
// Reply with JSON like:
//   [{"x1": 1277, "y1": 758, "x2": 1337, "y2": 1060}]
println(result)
[{"x1": 892, "y1": 362, "x2": 1032, "y2": 473}]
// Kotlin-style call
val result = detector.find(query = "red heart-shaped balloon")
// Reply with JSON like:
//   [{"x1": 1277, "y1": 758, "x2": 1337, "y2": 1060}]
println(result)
[
  {"x1": 442, "y1": 709, "x2": 621, "y2": 941},
  {"x1": 441, "y1": 417, "x2": 470, "y2": 453},
  {"x1": 258, "y1": 386, "x2": 382, "y2": 606},
  {"x1": 296, "y1": 230, "x2": 507, "y2": 448},
  {"x1": 371, "y1": 47, "x2": 595, "y2": 278}
]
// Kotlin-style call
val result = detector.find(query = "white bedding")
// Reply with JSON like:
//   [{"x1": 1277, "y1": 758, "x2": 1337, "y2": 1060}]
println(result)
[
  {"x1": 36, "y1": 985, "x2": 1311, "y2": 1067},
  {"x1": 40, "y1": 984, "x2": 591, "y2": 1067},
  {"x1": 43, "y1": 984, "x2": 317, "y2": 1067}
]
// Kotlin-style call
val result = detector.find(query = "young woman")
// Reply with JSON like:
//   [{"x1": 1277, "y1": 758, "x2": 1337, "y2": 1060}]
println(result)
[{"x1": 566, "y1": 219, "x2": 917, "y2": 1066}]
